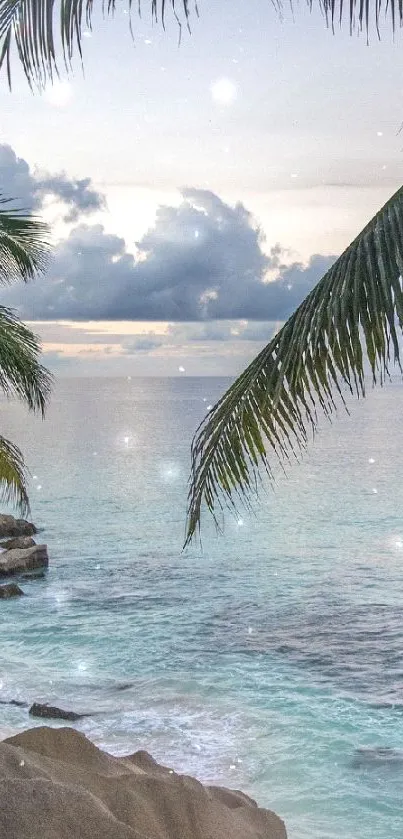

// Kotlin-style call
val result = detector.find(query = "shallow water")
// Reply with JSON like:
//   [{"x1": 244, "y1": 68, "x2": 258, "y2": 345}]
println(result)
[{"x1": 1, "y1": 376, "x2": 403, "y2": 838}]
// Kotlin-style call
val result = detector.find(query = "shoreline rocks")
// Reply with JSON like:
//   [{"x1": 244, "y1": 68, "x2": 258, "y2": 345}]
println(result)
[
  {"x1": 352, "y1": 746, "x2": 403, "y2": 768},
  {"x1": 0, "y1": 727, "x2": 288, "y2": 839},
  {"x1": 0, "y1": 536, "x2": 36, "y2": 551},
  {"x1": 0, "y1": 514, "x2": 48, "y2": 588},
  {"x1": 0, "y1": 583, "x2": 24, "y2": 599},
  {"x1": 0, "y1": 515, "x2": 37, "y2": 538},
  {"x1": 0, "y1": 545, "x2": 48, "y2": 578},
  {"x1": 29, "y1": 704, "x2": 85, "y2": 722}
]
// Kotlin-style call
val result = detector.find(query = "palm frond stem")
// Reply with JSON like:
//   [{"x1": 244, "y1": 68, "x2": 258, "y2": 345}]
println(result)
[{"x1": 185, "y1": 184, "x2": 403, "y2": 545}]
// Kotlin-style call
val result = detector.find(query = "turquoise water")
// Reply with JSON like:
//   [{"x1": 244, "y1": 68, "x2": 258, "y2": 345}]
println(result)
[{"x1": 1, "y1": 376, "x2": 403, "y2": 838}]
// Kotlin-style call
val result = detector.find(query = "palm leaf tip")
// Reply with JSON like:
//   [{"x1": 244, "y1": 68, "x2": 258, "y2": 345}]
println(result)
[
  {"x1": 308, "y1": 0, "x2": 402, "y2": 35},
  {"x1": 0, "y1": 435, "x2": 30, "y2": 516},
  {"x1": 0, "y1": 306, "x2": 53, "y2": 416},
  {"x1": 0, "y1": 197, "x2": 51, "y2": 284},
  {"x1": 184, "y1": 184, "x2": 403, "y2": 546},
  {"x1": 0, "y1": 0, "x2": 195, "y2": 88}
]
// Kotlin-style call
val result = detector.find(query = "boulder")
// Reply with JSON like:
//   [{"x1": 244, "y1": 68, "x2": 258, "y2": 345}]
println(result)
[
  {"x1": 352, "y1": 746, "x2": 403, "y2": 768},
  {"x1": 0, "y1": 727, "x2": 288, "y2": 839},
  {"x1": 0, "y1": 536, "x2": 36, "y2": 551},
  {"x1": 0, "y1": 514, "x2": 37, "y2": 538},
  {"x1": 0, "y1": 545, "x2": 48, "y2": 578},
  {"x1": 29, "y1": 704, "x2": 84, "y2": 722},
  {"x1": 0, "y1": 583, "x2": 24, "y2": 599}
]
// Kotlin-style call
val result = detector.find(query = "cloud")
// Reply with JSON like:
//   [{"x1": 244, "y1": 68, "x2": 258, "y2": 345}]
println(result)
[
  {"x1": 165, "y1": 321, "x2": 277, "y2": 344},
  {"x1": 126, "y1": 336, "x2": 165, "y2": 352},
  {"x1": 3, "y1": 187, "x2": 335, "y2": 321},
  {"x1": 0, "y1": 143, "x2": 105, "y2": 222},
  {"x1": 35, "y1": 175, "x2": 105, "y2": 222},
  {"x1": 121, "y1": 321, "x2": 277, "y2": 354}
]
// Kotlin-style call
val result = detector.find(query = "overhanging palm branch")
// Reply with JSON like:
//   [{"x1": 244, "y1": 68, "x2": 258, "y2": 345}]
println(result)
[
  {"x1": 0, "y1": 434, "x2": 29, "y2": 514},
  {"x1": 0, "y1": 305, "x2": 52, "y2": 415},
  {"x1": 185, "y1": 184, "x2": 403, "y2": 545},
  {"x1": 0, "y1": 194, "x2": 52, "y2": 513},
  {"x1": 0, "y1": 0, "x2": 400, "y2": 89},
  {"x1": 0, "y1": 196, "x2": 52, "y2": 414},
  {"x1": 0, "y1": 197, "x2": 51, "y2": 284},
  {"x1": 0, "y1": 0, "x2": 194, "y2": 87}
]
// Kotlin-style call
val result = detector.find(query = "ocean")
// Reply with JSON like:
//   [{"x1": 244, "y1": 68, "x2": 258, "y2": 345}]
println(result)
[{"x1": 0, "y1": 376, "x2": 403, "y2": 839}]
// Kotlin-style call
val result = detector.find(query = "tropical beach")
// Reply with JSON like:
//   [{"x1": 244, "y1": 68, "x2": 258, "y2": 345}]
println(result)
[
  {"x1": 1, "y1": 1, "x2": 403, "y2": 838},
  {"x1": 1, "y1": 377, "x2": 403, "y2": 838}
]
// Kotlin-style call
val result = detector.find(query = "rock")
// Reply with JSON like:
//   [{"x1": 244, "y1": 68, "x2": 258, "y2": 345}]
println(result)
[
  {"x1": 29, "y1": 704, "x2": 84, "y2": 722},
  {"x1": 0, "y1": 727, "x2": 288, "y2": 839},
  {"x1": 352, "y1": 746, "x2": 403, "y2": 768},
  {"x1": 0, "y1": 536, "x2": 36, "y2": 550},
  {"x1": 0, "y1": 545, "x2": 48, "y2": 578},
  {"x1": 0, "y1": 514, "x2": 37, "y2": 538},
  {"x1": 21, "y1": 571, "x2": 46, "y2": 581},
  {"x1": 0, "y1": 583, "x2": 24, "y2": 599}
]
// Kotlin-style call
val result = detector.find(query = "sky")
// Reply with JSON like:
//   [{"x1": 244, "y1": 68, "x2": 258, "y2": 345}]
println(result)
[{"x1": 1, "y1": 0, "x2": 403, "y2": 376}]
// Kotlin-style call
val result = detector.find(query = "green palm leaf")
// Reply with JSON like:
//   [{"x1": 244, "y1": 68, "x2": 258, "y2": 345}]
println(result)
[
  {"x1": 0, "y1": 305, "x2": 53, "y2": 415},
  {"x1": 0, "y1": 195, "x2": 52, "y2": 513},
  {"x1": 0, "y1": 0, "x2": 193, "y2": 87},
  {"x1": 0, "y1": 197, "x2": 51, "y2": 284},
  {"x1": 0, "y1": 434, "x2": 29, "y2": 515},
  {"x1": 0, "y1": 0, "x2": 401, "y2": 87},
  {"x1": 185, "y1": 184, "x2": 403, "y2": 546}
]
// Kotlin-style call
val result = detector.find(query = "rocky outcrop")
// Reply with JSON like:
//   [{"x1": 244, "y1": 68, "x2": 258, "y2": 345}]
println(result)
[
  {"x1": 0, "y1": 536, "x2": 36, "y2": 550},
  {"x1": 352, "y1": 746, "x2": 403, "y2": 767},
  {"x1": 0, "y1": 515, "x2": 37, "y2": 538},
  {"x1": 29, "y1": 704, "x2": 84, "y2": 722},
  {"x1": 0, "y1": 727, "x2": 287, "y2": 839},
  {"x1": 0, "y1": 583, "x2": 24, "y2": 599},
  {"x1": 0, "y1": 545, "x2": 48, "y2": 578}
]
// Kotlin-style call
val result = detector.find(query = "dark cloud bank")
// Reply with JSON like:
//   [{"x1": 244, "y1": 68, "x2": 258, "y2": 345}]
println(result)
[
  {"x1": 0, "y1": 144, "x2": 105, "y2": 222},
  {"x1": 0, "y1": 144, "x2": 335, "y2": 322}
]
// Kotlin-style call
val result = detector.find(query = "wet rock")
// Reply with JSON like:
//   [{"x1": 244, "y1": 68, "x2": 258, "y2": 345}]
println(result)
[
  {"x1": 0, "y1": 699, "x2": 28, "y2": 707},
  {"x1": 352, "y1": 746, "x2": 403, "y2": 768},
  {"x1": 29, "y1": 703, "x2": 84, "y2": 722},
  {"x1": 0, "y1": 536, "x2": 36, "y2": 551},
  {"x1": 0, "y1": 583, "x2": 24, "y2": 599},
  {"x1": 0, "y1": 545, "x2": 48, "y2": 578},
  {"x1": 21, "y1": 571, "x2": 46, "y2": 581},
  {"x1": 0, "y1": 515, "x2": 37, "y2": 538}
]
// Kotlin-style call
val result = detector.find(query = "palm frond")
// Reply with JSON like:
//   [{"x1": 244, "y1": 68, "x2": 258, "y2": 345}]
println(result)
[
  {"x1": 0, "y1": 0, "x2": 401, "y2": 88},
  {"x1": 313, "y1": 0, "x2": 398, "y2": 37},
  {"x1": 185, "y1": 184, "x2": 403, "y2": 546},
  {"x1": 0, "y1": 196, "x2": 51, "y2": 284},
  {"x1": 0, "y1": 305, "x2": 53, "y2": 415},
  {"x1": 0, "y1": 0, "x2": 195, "y2": 88},
  {"x1": 0, "y1": 434, "x2": 29, "y2": 515}
]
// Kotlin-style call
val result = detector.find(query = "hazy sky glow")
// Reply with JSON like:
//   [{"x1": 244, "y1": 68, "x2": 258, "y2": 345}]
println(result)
[{"x1": 1, "y1": 0, "x2": 403, "y2": 375}]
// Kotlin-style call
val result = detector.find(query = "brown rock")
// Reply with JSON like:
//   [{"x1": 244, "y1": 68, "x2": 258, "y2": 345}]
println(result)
[
  {"x1": 29, "y1": 704, "x2": 84, "y2": 722},
  {"x1": 0, "y1": 536, "x2": 36, "y2": 551},
  {"x1": 0, "y1": 545, "x2": 48, "y2": 578},
  {"x1": 0, "y1": 583, "x2": 24, "y2": 599},
  {"x1": 0, "y1": 515, "x2": 37, "y2": 538},
  {"x1": 0, "y1": 727, "x2": 287, "y2": 839}
]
